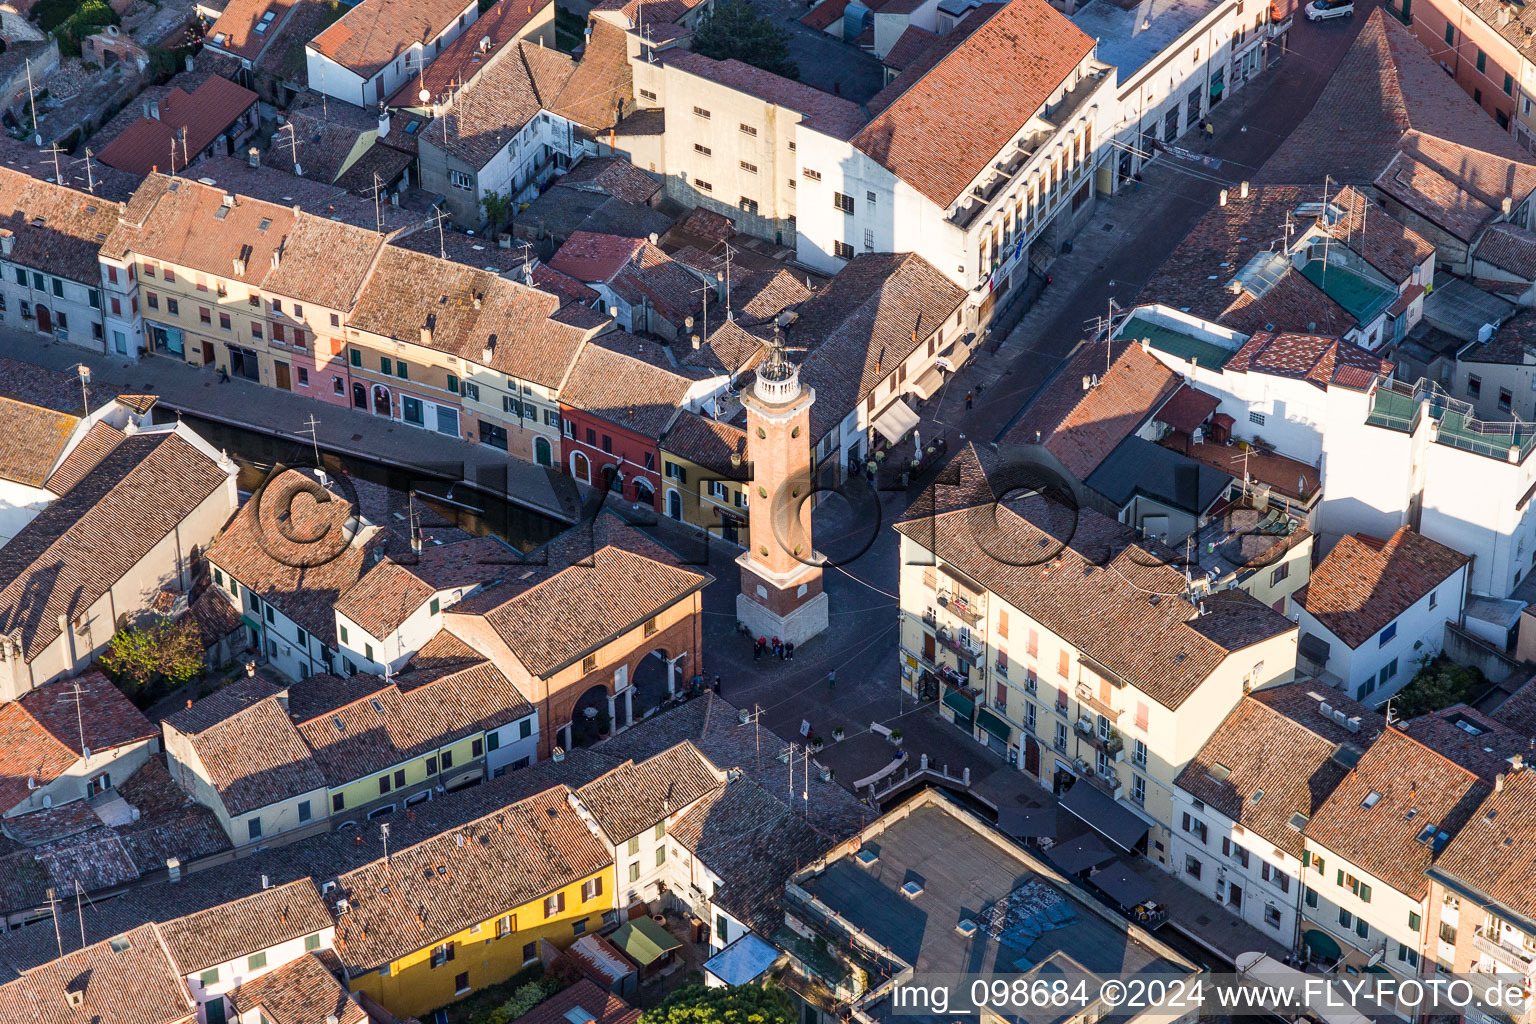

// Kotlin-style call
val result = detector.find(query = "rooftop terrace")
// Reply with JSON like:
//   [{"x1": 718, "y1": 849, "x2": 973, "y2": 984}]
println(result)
[
  {"x1": 1119, "y1": 308, "x2": 1240, "y2": 369},
  {"x1": 1072, "y1": 0, "x2": 1224, "y2": 82},
  {"x1": 1366, "y1": 376, "x2": 1536, "y2": 462},
  {"x1": 1298, "y1": 259, "x2": 1396, "y2": 325}
]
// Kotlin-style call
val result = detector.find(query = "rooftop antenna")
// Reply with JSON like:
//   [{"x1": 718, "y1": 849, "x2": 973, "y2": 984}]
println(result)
[
  {"x1": 430, "y1": 207, "x2": 449, "y2": 259},
  {"x1": 692, "y1": 280, "x2": 712, "y2": 342},
  {"x1": 63, "y1": 678, "x2": 90, "y2": 764},
  {"x1": 722, "y1": 241, "x2": 736, "y2": 321},
  {"x1": 179, "y1": 126, "x2": 189, "y2": 172},
  {"x1": 44, "y1": 887, "x2": 62, "y2": 960},
  {"x1": 43, "y1": 142, "x2": 62, "y2": 185},
  {"x1": 299, "y1": 413, "x2": 322, "y2": 468},
  {"x1": 169, "y1": 135, "x2": 178, "y2": 176},
  {"x1": 366, "y1": 171, "x2": 386, "y2": 234},
  {"x1": 380, "y1": 821, "x2": 391, "y2": 869},
  {"x1": 25, "y1": 58, "x2": 39, "y2": 146},
  {"x1": 74, "y1": 879, "x2": 85, "y2": 950},
  {"x1": 83, "y1": 148, "x2": 96, "y2": 194},
  {"x1": 277, "y1": 122, "x2": 302, "y2": 177},
  {"x1": 76, "y1": 364, "x2": 90, "y2": 419}
]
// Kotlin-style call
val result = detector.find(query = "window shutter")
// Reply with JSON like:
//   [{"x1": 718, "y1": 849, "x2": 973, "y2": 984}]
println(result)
[
  {"x1": 922, "y1": 567, "x2": 936, "y2": 590},
  {"x1": 1336, "y1": 869, "x2": 1344, "y2": 887}
]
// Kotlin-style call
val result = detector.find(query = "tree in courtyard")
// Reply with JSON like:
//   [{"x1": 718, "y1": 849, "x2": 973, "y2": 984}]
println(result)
[
  {"x1": 691, "y1": 0, "x2": 800, "y2": 80},
  {"x1": 481, "y1": 190, "x2": 515, "y2": 236},
  {"x1": 641, "y1": 984, "x2": 796, "y2": 1024},
  {"x1": 99, "y1": 619, "x2": 203, "y2": 690}
]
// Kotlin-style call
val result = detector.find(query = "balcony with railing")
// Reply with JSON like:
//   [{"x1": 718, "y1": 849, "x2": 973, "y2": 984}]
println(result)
[
  {"x1": 936, "y1": 588, "x2": 982, "y2": 626},
  {"x1": 1074, "y1": 716, "x2": 1124, "y2": 758},
  {"x1": 935, "y1": 628, "x2": 983, "y2": 666},
  {"x1": 1473, "y1": 926, "x2": 1536, "y2": 972},
  {"x1": 1366, "y1": 375, "x2": 1536, "y2": 463}
]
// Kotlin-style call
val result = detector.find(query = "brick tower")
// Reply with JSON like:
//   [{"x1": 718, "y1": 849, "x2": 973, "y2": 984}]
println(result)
[{"x1": 736, "y1": 333, "x2": 828, "y2": 645}]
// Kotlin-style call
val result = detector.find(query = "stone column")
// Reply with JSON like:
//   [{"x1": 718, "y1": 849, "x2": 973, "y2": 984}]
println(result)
[
  {"x1": 624, "y1": 687, "x2": 634, "y2": 728},
  {"x1": 608, "y1": 692, "x2": 619, "y2": 732}
]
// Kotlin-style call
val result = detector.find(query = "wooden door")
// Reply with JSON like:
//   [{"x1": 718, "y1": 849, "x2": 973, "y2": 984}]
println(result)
[
  {"x1": 274, "y1": 361, "x2": 291, "y2": 390},
  {"x1": 922, "y1": 632, "x2": 935, "y2": 662},
  {"x1": 201, "y1": 341, "x2": 214, "y2": 366},
  {"x1": 1024, "y1": 736, "x2": 1040, "y2": 776},
  {"x1": 35, "y1": 305, "x2": 50, "y2": 333}
]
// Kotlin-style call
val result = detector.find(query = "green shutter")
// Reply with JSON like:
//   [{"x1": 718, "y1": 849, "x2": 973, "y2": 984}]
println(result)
[
  {"x1": 350, "y1": 348, "x2": 361, "y2": 367},
  {"x1": 1336, "y1": 869, "x2": 1344, "y2": 887}
]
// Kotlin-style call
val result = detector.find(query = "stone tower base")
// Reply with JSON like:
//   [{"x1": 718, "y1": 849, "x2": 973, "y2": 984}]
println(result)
[{"x1": 737, "y1": 590, "x2": 829, "y2": 647}]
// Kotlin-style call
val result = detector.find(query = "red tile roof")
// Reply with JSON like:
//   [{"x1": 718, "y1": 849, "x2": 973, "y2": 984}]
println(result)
[
  {"x1": 1003, "y1": 339, "x2": 1182, "y2": 479},
  {"x1": 512, "y1": 979, "x2": 639, "y2": 1024},
  {"x1": 853, "y1": 0, "x2": 1089, "y2": 206},
  {"x1": 549, "y1": 230, "x2": 645, "y2": 282},
  {"x1": 97, "y1": 77, "x2": 257, "y2": 177},
  {"x1": 800, "y1": 0, "x2": 849, "y2": 29},
  {"x1": 1475, "y1": 223, "x2": 1536, "y2": 281},
  {"x1": 309, "y1": 0, "x2": 473, "y2": 78},
  {"x1": 1297, "y1": 527, "x2": 1469, "y2": 649},
  {"x1": 207, "y1": 0, "x2": 298, "y2": 62},
  {"x1": 1432, "y1": 768, "x2": 1536, "y2": 922},
  {"x1": 0, "y1": 922, "x2": 194, "y2": 1024},
  {"x1": 1304, "y1": 726, "x2": 1486, "y2": 899},
  {"x1": 231, "y1": 952, "x2": 366, "y2": 1024},
  {"x1": 1155, "y1": 384, "x2": 1219, "y2": 434},
  {"x1": 1225, "y1": 331, "x2": 1392, "y2": 392},
  {"x1": 882, "y1": 25, "x2": 940, "y2": 70},
  {"x1": 387, "y1": 0, "x2": 554, "y2": 107},
  {"x1": 656, "y1": 50, "x2": 868, "y2": 140}
]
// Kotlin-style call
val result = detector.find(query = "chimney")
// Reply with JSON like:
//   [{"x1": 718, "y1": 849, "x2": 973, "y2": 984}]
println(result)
[
  {"x1": 146, "y1": 99, "x2": 161, "y2": 120},
  {"x1": 1498, "y1": 772, "x2": 1507, "y2": 793},
  {"x1": 411, "y1": 530, "x2": 422, "y2": 555},
  {"x1": 166, "y1": 857, "x2": 182, "y2": 883},
  {"x1": 1511, "y1": 753, "x2": 1526, "y2": 772},
  {"x1": 1240, "y1": 180, "x2": 1250, "y2": 198},
  {"x1": 222, "y1": 192, "x2": 235, "y2": 209},
  {"x1": 421, "y1": 315, "x2": 435, "y2": 347},
  {"x1": 378, "y1": 109, "x2": 391, "y2": 139},
  {"x1": 233, "y1": 255, "x2": 247, "y2": 276},
  {"x1": 248, "y1": 146, "x2": 260, "y2": 169},
  {"x1": 0, "y1": 229, "x2": 14, "y2": 256},
  {"x1": 245, "y1": 660, "x2": 257, "y2": 676},
  {"x1": 270, "y1": 248, "x2": 282, "y2": 271}
]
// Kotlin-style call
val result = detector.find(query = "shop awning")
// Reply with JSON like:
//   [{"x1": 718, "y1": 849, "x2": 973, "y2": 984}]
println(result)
[
  {"x1": 998, "y1": 804, "x2": 1058, "y2": 839},
  {"x1": 909, "y1": 365, "x2": 945, "y2": 400},
  {"x1": 612, "y1": 916, "x2": 681, "y2": 968},
  {"x1": 872, "y1": 399, "x2": 920, "y2": 444},
  {"x1": 942, "y1": 688, "x2": 975, "y2": 721},
  {"x1": 240, "y1": 614, "x2": 262, "y2": 632},
  {"x1": 1303, "y1": 928, "x2": 1343, "y2": 961},
  {"x1": 1091, "y1": 859, "x2": 1155, "y2": 908},
  {"x1": 1051, "y1": 832, "x2": 1116, "y2": 873},
  {"x1": 1060, "y1": 780, "x2": 1151, "y2": 852},
  {"x1": 1211, "y1": 79, "x2": 1225, "y2": 97},
  {"x1": 977, "y1": 708, "x2": 1010, "y2": 742}
]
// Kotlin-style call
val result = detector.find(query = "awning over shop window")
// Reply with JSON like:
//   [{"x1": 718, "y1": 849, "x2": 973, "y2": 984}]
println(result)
[
  {"x1": 942, "y1": 687, "x2": 975, "y2": 722},
  {"x1": 1051, "y1": 832, "x2": 1116, "y2": 873},
  {"x1": 1091, "y1": 858, "x2": 1155, "y2": 908},
  {"x1": 909, "y1": 366, "x2": 945, "y2": 400},
  {"x1": 241, "y1": 614, "x2": 262, "y2": 632},
  {"x1": 872, "y1": 399, "x2": 920, "y2": 444},
  {"x1": 1303, "y1": 928, "x2": 1343, "y2": 961},
  {"x1": 977, "y1": 708, "x2": 1011, "y2": 741},
  {"x1": 1060, "y1": 780, "x2": 1151, "y2": 851}
]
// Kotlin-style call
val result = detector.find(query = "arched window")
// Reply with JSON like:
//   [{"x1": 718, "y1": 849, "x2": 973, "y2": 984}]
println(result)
[{"x1": 534, "y1": 436, "x2": 552, "y2": 467}]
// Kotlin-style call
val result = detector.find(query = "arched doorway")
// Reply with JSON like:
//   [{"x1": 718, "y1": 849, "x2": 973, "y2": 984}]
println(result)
[
  {"x1": 371, "y1": 384, "x2": 391, "y2": 416},
  {"x1": 534, "y1": 436, "x2": 552, "y2": 467},
  {"x1": 632, "y1": 648, "x2": 675, "y2": 720},
  {"x1": 634, "y1": 478, "x2": 655, "y2": 508},
  {"x1": 569, "y1": 683, "x2": 611, "y2": 747},
  {"x1": 571, "y1": 451, "x2": 590, "y2": 483},
  {"x1": 666, "y1": 489, "x2": 682, "y2": 520},
  {"x1": 352, "y1": 382, "x2": 367, "y2": 409}
]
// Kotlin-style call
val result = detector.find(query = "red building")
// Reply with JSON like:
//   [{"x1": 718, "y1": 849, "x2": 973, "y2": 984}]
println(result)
[{"x1": 557, "y1": 334, "x2": 698, "y2": 510}]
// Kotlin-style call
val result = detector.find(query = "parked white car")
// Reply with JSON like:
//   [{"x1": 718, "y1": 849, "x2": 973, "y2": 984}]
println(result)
[{"x1": 1305, "y1": 0, "x2": 1353, "y2": 20}]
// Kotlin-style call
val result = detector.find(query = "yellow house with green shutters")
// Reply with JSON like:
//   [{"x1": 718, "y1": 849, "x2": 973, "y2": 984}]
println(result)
[{"x1": 335, "y1": 784, "x2": 615, "y2": 1020}]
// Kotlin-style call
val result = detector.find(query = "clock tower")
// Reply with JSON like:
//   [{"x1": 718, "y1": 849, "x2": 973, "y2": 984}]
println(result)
[{"x1": 736, "y1": 333, "x2": 828, "y2": 645}]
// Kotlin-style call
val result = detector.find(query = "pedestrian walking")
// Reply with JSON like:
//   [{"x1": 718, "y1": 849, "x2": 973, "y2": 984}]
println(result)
[
  {"x1": 828, "y1": 670, "x2": 836, "y2": 690},
  {"x1": 712, "y1": 675, "x2": 722, "y2": 694},
  {"x1": 965, "y1": 390, "x2": 974, "y2": 410},
  {"x1": 785, "y1": 640, "x2": 794, "y2": 661},
  {"x1": 753, "y1": 638, "x2": 763, "y2": 661}
]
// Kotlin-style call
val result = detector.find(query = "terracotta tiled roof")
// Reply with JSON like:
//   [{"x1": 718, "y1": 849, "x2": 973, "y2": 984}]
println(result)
[
  {"x1": 1259, "y1": 9, "x2": 1536, "y2": 185},
  {"x1": 387, "y1": 0, "x2": 554, "y2": 107},
  {"x1": 0, "y1": 166, "x2": 122, "y2": 283},
  {"x1": 1303, "y1": 726, "x2": 1486, "y2": 899},
  {"x1": 655, "y1": 50, "x2": 868, "y2": 140},
  {"x1": 45, "y1": 422, "x2": 126, "y2": 496},
  {"x1": 549, "y1": 230, "x2": 645, "y2": 282},
  {"x1": 575, "y1": 742, "x2": 723, "y2": 841},
  {"x1": 1175, "y1": 683, "x2": 1382, "y2": 858},
  {"x1": 207, "y1": 0, "x2": 298, "y2": 61},
  {"x1": 204, "y1": 468, "x2": 395, "y2": 643},
  {"x1": 609, "y1": 246, "x2": 706, "y2": 329},
  {"x1": 348, "y1": 247, "x2": 596, "y2": 390},
  {"x1": 852, "y1": 0, "x2": 1089, "y2": 206},
  {"x1": 558, "y1": 333, "x2": 699, "y2": 440},
  {"x1": 794, "y1": 252, "x2": 965, "y2": 441},
  {"x1": 309, "y1": 0, "x2": 472, "y2": 77},
  {"x1": 548, "y1": 18, "x2": 632, "y2": 132},
  {"x1": 1432, "y1": 768, "x2": 1536, "y2": 923},
  {"x1": 1179, "y1": 440, "x2": 1319, "y2": 502},
  {"x1": 158, "y1": 879, "x2": 332, "y2": 975},
  {"x1": 295, "y1": 660, "x2": 532, "y2": 786},
  {"x1": 1320, "y1": 185, "x2": 1435, "y2": 283},
  {"x1": 897, "y1": 442, "x2": 1004, "y2": 525},
  {"x1": 450, "y1": 514, "x2": 710, "y2": 677},
  {"x1": 425, "y1": 42, "x2": 574, "y2": 169},
  {"x1": 181, "y1": 696, "x2": 325, "y2": 816},
  {"x1": 0, "y1": 923, "x2": 193, "y2": 1024},
  {"x1": 893, "y1": 491, "x2": 1295, "y2": 708},
  {"x1": 1296, "y1": 527, "x2": 1468, "y2": 649},
  {"x1": 333, "y1": 785, "x2": 612, "y2": 971},
  {"x1": 1002, "y1": 339, "x2": 1181, "y2": 479},
  {"x1": 1491, "y1": 673, "x2": 1536, "y2": 735},
  {"x1": 883, "y1": 25, "x2": 939, "y2": 69},
  {"x1": 1375, "y1": 150, "x2": 1495, "y2": 243},
  {"x1": 0, "y1": 395, "x2": 78, "y2": 487},
  {"x1": 0, "y1": 430, "x2": 231, "y2": 663},
  {"x1": 1475, "y1": 223, "x2": 1536, "y2": 281},
  {"x1": 1401, "y1": 704, "x2": 1531, "y2": 782},
  {"x1": 1155, "y1": 384, "x2": 1219, "y2": 433},
  {"x1": 231, "y1": 951, "x2": 366, "y2": 1024},
  {"x1": 683, "y1": 319, "x2": 770, "y2": 375},
  {"x1": 668, "y1": 774, "x2": 825, "y2": 933},
  {"x1": 513, "y1": 979, "x2": 638, "y2": 1024},
  {"x1": 97, "y1": 77, "x2": 257, "y2": 177},
  {"x1": 335, "y1": 534, "x2": 514, "y2": 639},
  {"x1": 1225, "y1": 331, "x2": 1392, "y2": 392},
  {"x1": 660, "y1": 411, "x2": 747, "y2": 478},
  {"x1": 164, "y1": 673, "x2": 286, "y2": 734},
  {"x1": 800, "y1": 0, "x2": 849, "y2": 28},
  {"x1": 1136, "y1": 184, "x2": 1357, "y2": 335},
  {"x1": 556, "y1": 156, "x2": 662, "y2": 205}
]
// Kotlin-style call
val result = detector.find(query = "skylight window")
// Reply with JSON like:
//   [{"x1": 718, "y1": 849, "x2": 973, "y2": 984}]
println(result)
[{"x1": 1362, "y1": 791, "x2": 1382, "y2": 809}]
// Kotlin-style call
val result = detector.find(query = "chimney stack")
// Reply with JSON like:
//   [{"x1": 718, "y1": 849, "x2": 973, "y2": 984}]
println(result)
[{"x1": 248, "y1": 146, "x2": 260, "y2": 169}]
